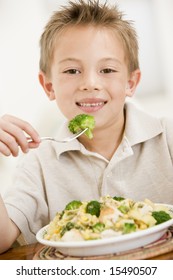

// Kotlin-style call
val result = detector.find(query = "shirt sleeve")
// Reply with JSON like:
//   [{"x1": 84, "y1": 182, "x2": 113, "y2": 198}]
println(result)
[
  {"x1": 161, "y1": 117, "x2": 173, "y2": 162},
  {"x1": 2, "y1": 150, "x2": 49, "y2": 244}
]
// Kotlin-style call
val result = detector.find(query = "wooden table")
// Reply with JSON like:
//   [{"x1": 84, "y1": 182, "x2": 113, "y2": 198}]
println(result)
[
  {"x1": 0, "y1": 243, "x2": 43, "y2": 260},
  {"x1": 0, "y1": 243, "x2": 173, "y2": 260}
]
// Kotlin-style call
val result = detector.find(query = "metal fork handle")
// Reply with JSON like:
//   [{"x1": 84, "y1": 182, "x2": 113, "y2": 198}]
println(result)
[
  {"x1": 27, "y1": 136, "x2": 54, "y2": 143},
  {"x1": 27, "y1": 128, "x2": 88, "y2": 143}
]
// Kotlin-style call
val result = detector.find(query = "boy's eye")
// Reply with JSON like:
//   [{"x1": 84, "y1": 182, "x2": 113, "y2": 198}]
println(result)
[
  {"x1": 64, "y1": 69, "x2": 80, "y2": 74},
  {"x1": 101, "y1": 68, "x2": 117, "y2": 74}
]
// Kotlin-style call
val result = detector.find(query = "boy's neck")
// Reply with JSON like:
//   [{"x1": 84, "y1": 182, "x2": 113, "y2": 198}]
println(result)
[{"x1": 79, "y1": 118, "x2": 125, "y2": 160}]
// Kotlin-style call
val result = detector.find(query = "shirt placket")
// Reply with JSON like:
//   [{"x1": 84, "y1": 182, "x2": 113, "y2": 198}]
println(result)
[{"x1": 101, "y1": 137, "x2": 134, "y2": 196}]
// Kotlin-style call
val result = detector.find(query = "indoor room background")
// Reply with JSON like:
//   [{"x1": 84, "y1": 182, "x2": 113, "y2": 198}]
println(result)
[{"x1": 0, "y1": 0, "x2": 173, "y2": 189}]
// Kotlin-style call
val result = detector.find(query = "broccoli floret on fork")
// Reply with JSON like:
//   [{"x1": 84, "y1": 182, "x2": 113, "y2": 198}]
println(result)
[{"x1": 68, "y1": 114, "x2": 95, "y2": 139}]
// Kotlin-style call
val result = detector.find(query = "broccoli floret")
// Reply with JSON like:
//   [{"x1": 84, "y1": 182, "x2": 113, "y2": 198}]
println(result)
[
  {"x1": 123, "y1": 223, "x2": 136, "y2": 234},
  {"x1": 118, "y1": 205, "x2": 129, "y2": 214},
  {"x1": 152, "y1": 211, "x2": 171, "y2": 225},
  {"x1": 86, "y1": 200, "x2": 101, "y2": 217},
  {"x1": 59, "y1": 210, "x2": 65, "y2": 219},
  {"x1": 65, "y1": 200, "x2": 82, "y2": 210},
  {"x1": 60, "y1": 222, "x2": 74, "y2": 237},
  {"x1": 68, "y1": 114, "x2": 95, "y2": 139},
  {"x1": 92, "y1": 222, "x2": 105, "y2": 233},
  {"x1": 113, "y1": 196, "x2": 125, "y2": 201}
]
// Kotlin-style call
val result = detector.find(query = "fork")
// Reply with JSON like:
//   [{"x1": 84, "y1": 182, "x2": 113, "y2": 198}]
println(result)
[{"x1": 27, "y1": 128, "x2": 88, "y2": 143}]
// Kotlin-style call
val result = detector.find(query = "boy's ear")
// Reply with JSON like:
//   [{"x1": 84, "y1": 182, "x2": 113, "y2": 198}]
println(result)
[
  {"x1": 125, "y1": 69, "x2": 141, "y2": 97},
  {"x1": 38, "y1": 71, "x2": 55, "y2": 100}
]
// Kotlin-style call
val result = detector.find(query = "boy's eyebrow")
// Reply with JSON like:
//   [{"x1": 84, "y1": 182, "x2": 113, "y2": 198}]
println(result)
[
  {"x1": 100, "y1": 58, "x2": 122, "y2": 65},
  {"x1": 59, "y1": 58, "x2": 81, "y2": 64},
  {"x1": 59, "y1": 57, "x2": 122, "y2": 65}
]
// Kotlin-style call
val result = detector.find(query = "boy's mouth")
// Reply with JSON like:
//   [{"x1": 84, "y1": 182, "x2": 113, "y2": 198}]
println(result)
[
  {"x1": 76, "y1": 100, "x2": 107, "y2": 112},
  {"x1": 76, "y1": 101, "x2": 106, "y2": 107}
]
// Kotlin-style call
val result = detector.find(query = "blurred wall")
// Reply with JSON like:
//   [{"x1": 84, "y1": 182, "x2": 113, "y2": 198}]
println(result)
[{"x1": 0, "y1": 0, "x2": 173, "y2": 189}]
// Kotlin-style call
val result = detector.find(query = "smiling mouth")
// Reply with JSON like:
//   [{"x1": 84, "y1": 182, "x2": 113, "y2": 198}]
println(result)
[{"x1": 76, "y1": 101, "x2": 107, "y2": 107}]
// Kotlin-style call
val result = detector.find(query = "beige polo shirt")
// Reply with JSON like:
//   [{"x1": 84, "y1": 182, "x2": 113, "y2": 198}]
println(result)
[{"x1": 3, "y1": 102, "x2": 173, "y2": 244}]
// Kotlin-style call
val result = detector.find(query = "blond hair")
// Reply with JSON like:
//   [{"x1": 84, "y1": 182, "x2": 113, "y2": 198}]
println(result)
[{"x1": 39, "y1": 0, "x2": 139, "y2": 75}]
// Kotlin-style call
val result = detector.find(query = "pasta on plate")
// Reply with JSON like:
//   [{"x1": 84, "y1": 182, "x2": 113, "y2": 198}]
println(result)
[{"x1": 43, "y1": 195, "x2": 173, "y2": 242}]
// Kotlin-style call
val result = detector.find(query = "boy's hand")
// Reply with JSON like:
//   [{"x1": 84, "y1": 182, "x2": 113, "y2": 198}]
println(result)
[{"x1": 0, "y1": 114, "x2": 40, "y2": 157}]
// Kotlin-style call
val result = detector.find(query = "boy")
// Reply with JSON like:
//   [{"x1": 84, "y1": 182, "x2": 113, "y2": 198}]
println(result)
[{"x1": 0, "y1": 0, "x2": 173, "y2": 253}]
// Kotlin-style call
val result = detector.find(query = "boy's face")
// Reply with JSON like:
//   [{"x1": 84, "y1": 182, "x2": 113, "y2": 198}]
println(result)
[{"x1": 40, "y1": 25, "x2": 140, "y2": 129}]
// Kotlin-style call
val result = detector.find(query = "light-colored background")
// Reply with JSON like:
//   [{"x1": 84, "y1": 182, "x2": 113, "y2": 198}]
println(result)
[{"x1": 0, "y1": 0, "x2": 173, "y2": 190}]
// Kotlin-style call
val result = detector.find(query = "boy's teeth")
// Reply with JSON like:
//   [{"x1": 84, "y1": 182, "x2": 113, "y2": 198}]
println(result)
[{"x1": 78, "y1": 102, "x2": 104, "y2": 107}]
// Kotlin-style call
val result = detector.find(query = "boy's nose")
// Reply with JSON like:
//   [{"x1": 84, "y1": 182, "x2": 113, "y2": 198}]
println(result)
[{"x1": 79, "y1": 72, "x2": 102, "y2": 92}]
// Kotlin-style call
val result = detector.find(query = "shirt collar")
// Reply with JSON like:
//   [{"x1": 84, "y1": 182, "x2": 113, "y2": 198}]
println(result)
[
  {"x1": 52, "y1": 121, "x2": 82, "y2": 159},
  {"x1": 124, "y1": 101, "x2": 164, "y2": 146}
]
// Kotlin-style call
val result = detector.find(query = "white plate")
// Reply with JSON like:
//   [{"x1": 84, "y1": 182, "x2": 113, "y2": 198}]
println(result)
[{"x1": 36, "y1": 204, "x2": 173, "y2": 257}]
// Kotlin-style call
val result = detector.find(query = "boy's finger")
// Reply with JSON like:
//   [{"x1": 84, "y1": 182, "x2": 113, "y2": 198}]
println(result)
[
  {"x1": 2, "y1": 115, "x2": 40, "y2": 143},
  {"x1": 0, "y1": 115, "x2": 41, "y2": 154},
  {"x1": 28, "y1": 142, "x2": 40, "y2": 150},
  {"x1": 0, "y1": 130, "x2": 20, "y2": 156},
  {"x1": 0, "y1": 128, "x2": 29, "y2": 155},
  {"x1": 0, "y1": 141, "x2": 12, "y2": 156}
]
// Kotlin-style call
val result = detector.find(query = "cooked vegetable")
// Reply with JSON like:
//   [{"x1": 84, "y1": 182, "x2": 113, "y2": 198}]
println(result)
[
  {"x1": 68, "y1": 114, "x2": 95, "y2": 139},
  {"x1": 113, "y1": 196, "x2": 125, "y2": 201},
  {"x1": 123, "y1": 223, "x2": 136, "y2": 234},
  {"x1": 65, "y1": 200, "x2": 82, "y2": 210},
  {"x1": 86, "y1": 200, "x2": 101, "y2": 217},
  {"x1": 43, "y1": 196, "x2": 173, "y2": 242},
  {"x1": 152, "y1": 211, "x2": 171, "y2": 225},
  {"x1": 60, "y1": 222, "x2": 74, "y2": 237},
  {"x1": 118, "y1": 205, "x2": 129, "y2": 214},
  {"x1": 92, "y1": 222, "x2": 105, "y2": 233}
]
